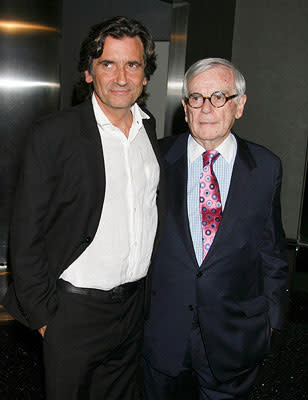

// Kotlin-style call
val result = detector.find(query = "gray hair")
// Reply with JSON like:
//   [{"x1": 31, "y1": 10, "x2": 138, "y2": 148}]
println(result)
[{"x1": 182, "y1": 57, "x2": 246, "y2": 101}]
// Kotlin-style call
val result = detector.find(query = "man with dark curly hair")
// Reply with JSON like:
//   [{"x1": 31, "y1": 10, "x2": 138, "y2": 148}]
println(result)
[{"x1": 4, "y1": 16, "x2": 164, "y2": 400}]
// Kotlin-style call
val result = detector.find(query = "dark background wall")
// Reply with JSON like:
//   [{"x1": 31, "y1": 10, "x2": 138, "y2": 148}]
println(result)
[
  {"x1": 0, "y1": 0, "x2": 62, "y2": 302},
  {"x1": 185, "y1": 0, "x2": 236, "y2": 69},
  {"x1": 232, "y1": 0, "x2": 308, "y2": 240},
  {"x1": 0, "y1": 0, "x2": 61, "y2": 266}
]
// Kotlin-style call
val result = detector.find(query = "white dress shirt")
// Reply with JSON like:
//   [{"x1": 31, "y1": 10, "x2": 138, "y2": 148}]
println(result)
[
  {"x1": 60, "y1": 95, "x2": 160, "y2": 289},
  {"x1": 187, "y1": 133, "x2": 237, "y2": 265}
]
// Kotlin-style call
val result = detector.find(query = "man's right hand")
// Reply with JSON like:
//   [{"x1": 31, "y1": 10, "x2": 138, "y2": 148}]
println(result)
[{"x1": 38, "y1": 325, "x2": 47, "y2": 338}]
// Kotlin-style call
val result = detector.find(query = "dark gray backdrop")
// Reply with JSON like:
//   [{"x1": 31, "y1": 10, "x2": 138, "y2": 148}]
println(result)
[{"x1": 232, "y1": 0, "x2": 308, "y2": 240}]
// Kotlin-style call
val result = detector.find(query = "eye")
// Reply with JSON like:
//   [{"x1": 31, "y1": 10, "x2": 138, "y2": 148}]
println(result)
[
  {"x1": 98, "y1": 61, "x2": 115, "y2": 71},
  {"x1": 213, "y1": 91, "x2": 225, "y2": 100},
  {"x1": 190, "y1": 93, "x2": 202, "y2": 101},
  {"x1": 102, "y1": 61, "x2": 113, "y2": 69},
  {"x1": 126, "y1": 62, "x2": 141, "y2": 70}
]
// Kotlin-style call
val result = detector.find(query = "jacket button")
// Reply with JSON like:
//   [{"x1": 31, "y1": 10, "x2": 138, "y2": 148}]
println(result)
[
  {"x1": 196, "y1": 271, "x2": 203, "y2": 278},
  {"x1": 188, "y1": 305, "x2": 194, "y2": 311},
  {"x1": 85, "y1": 236, "x2": 92, "y2": 243}
]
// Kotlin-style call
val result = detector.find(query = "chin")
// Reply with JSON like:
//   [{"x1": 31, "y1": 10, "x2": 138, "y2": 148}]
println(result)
[
  {"x1": 197, "y1": 133, "x2": 218, "y2": 141},
  {"x1": 110, "y1": 100, "x2": 133, "y2": 109}
]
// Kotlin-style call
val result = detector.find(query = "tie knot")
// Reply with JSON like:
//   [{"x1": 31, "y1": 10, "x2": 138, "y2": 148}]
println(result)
[{"x1": 202, "y1": 150, "x2": 219, "y2": 167}]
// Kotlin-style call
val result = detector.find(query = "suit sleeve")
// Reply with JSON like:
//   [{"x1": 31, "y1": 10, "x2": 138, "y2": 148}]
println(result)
[
  {"x1": 258, "y1": 159, "x2": 289, "y2": 330},
  {"x1": 10, "y1": 122, "x2": 58, "y2": 329}
]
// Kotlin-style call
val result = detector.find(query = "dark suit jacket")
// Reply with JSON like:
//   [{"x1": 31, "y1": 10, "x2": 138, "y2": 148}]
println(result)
[
  {"x1": 4, "y1": 99, "x2": 166, "y2": 330},
  {"x1": 143, "y1": 132, "x2": 288, "y2": 382}
]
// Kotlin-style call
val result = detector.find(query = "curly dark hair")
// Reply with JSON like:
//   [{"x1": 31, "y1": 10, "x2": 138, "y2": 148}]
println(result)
[{"x1": 75, "y1": 16, "x2": 157, "y2": 105}]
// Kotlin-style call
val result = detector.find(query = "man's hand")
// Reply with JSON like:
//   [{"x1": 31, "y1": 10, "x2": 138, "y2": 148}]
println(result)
[
  {"x1": 38, "y1": 325, "x2": 47, "y2": 338},
  {"x1": 271, "y1": 328, "x2": 274, "y2": 335}
]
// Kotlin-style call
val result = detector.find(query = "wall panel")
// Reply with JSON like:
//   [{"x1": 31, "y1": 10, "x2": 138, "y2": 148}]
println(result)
[
  {"x1": 232, "y1": 0, "x2": 308, "y2": 240},
  {"x1": 0, "y1": 0, "x2": 62, "y2": 302}
]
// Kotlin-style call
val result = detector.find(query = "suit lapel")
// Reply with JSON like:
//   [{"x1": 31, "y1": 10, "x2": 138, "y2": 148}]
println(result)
[
  {"x1": 200, "y1": 135, "x2": 256, "y2": 269},
  {"x1": 143, "y1": 118, "x2": 160, "y2": 163},
  {"x1": 78, "y1": 100, "x2": 106, "y2": 236},
  {"x1": 165, "y1": 134, "x2": 199, "y2": 270},
  {"x1": 143, "y1": 116, "x2": 168, "y2": 256}
]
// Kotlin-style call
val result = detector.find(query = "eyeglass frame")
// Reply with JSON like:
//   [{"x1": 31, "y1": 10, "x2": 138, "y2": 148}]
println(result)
[{"x1": 184, "y1": 91, "x2": 239, "y2": 109}]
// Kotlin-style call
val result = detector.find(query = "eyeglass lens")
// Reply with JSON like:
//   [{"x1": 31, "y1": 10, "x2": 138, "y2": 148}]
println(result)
[{"x1": 188, "y1": 92, "x2": 227, "y2": 108}]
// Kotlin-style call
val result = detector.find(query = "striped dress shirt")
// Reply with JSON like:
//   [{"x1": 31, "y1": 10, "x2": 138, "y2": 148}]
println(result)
[{"x1": 187, "y1": 133, "x2": 237, "y2": 265}]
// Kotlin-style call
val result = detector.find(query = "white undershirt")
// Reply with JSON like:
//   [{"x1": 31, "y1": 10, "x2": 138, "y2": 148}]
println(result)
[{"x1": 60, "y1": 95, "x2": 160, "y2": 290}]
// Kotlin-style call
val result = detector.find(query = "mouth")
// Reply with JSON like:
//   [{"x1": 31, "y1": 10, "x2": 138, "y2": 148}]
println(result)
[{"x1": 110, "y1": 89, "x2": 130, "y2": 96}]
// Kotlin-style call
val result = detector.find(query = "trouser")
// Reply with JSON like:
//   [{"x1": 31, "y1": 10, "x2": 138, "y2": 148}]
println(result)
[
  {"x1": 142, "y1": 318, "x2": 259, "y2": 400},
  {"x1": 43, "y1": 278, "x2": 145, "y2": 400}
]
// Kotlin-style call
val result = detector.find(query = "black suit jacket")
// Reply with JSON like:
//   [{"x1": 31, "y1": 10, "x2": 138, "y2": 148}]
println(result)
[
  {"x1": 143, "y1": 132, "x2": 288, "y2": 381},
  {"x1": 4, "y1": 99, "x2": 166, "y2": 329}
]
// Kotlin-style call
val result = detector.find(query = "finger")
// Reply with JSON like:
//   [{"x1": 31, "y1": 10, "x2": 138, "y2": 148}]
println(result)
[{"x1": 38, "y1": 325, "x2": 47, "y2": 338}]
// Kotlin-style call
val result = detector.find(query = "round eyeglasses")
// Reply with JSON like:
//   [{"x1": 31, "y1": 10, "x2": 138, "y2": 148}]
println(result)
[{"x1": 185, "y1": 91, "x2": 238, "y2": 109}]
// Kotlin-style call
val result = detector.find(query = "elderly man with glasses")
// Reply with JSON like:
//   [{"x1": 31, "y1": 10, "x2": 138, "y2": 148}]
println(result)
[{"x1": 142, "y1": 58, "x2": 288, "y2": 400}]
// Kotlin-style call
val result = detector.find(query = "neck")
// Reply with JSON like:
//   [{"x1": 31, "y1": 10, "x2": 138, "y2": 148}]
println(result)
[
  {"x1": 193, "y1": 133, "x2": 230, "y2": 151},
  {"x1": 107, "y1": 109, "x2": 133, "y2": 138},
  {"x1": 95, "y1": 94, "x2": 134, "y2": 138}
]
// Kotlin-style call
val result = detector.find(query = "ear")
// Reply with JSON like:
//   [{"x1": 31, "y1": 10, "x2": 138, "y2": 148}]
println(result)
[
  {"x1": 235, "y1": 94, "x2": 247, "y2": 120},
  {"x1": 182, "y1": 99, "x2": 188, "y2": 122},
  {"x1": 84, "y1": 70, "x2": 93, "y2": 84},
  {"x1": 143, "y1": 76, "x2": 147, "y2": 86}
]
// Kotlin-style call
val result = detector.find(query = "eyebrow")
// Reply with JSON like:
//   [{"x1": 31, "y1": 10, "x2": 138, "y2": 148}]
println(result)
[
  {"x1": 97, "y1": 59, "x2": 142, "y2": 65},
  {"x1": 189, "y1": 90, "x2": 232, "y2": 95},
  {"x1": 97, "y1": 59, "x2": 114, "y2": 64},
  {"x1": 127, "y1": 60, "x2": 142, "y2": 65}
]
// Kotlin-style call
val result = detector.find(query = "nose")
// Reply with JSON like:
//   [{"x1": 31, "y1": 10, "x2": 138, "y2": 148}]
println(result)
[
  {"x1": 201, "y1": 97, "x2": 214, "y2": 114},
  {"x1": 115, "y1": 65, "x2": 128, "y2": 86}
]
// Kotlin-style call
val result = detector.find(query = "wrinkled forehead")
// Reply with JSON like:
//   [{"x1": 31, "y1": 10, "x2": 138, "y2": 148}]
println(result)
[{"x1": 188, "y1": 66, "x2": 235, "y2": 94}]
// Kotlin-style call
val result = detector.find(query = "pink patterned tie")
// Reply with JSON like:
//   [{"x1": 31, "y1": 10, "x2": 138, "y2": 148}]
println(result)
[{"x1": 200, "y1": 151, "x2": 222, "y2": 260}]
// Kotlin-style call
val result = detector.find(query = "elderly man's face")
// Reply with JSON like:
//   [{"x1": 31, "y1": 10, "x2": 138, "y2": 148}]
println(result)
[{"x1": 182, "y1": 66, "x2": 246, "y2": 150}]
